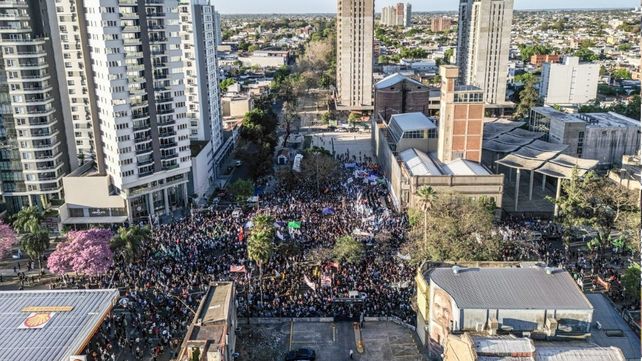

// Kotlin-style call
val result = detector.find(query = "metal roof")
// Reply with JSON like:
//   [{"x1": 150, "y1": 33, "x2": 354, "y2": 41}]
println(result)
[
  {"x1": 399, "y1": 148, "x2": 441, "y2": 176},
  {"x1": 483, "y1": 120, "x2": 525, "y2": 140},
  {"x1": 0, "y1": 289, "x2": 119, "y2": 361},
  {"x1": 428, "y1": 267, "x2": 593, "y2": 310},
  {"x1": 389, "y1": 112, "x2": 437, "y2": 132},
  {"x1": 374, "y1": 72, "x2": 425, "y2": 90},
  {"x1": 535, "y1": 345, "x2": 626, "y2": 361}
]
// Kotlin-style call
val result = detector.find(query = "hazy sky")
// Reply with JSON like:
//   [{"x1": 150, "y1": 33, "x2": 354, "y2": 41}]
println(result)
[{"x1": 216, "y1": 0, "x2": 638, "y2": 14}]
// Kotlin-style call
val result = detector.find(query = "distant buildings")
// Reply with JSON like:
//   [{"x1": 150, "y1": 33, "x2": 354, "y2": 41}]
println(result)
[
  {"x1": 238, "y1": 49, "x2": 290, "y2": 68},
  {"x1": 380, "y1": 3, "x2": 411, "y2": 28},
  {"x1": 529, "y1": 54, "x2": 560, "y2": 67},
  {"x1": 539, "y1": 56, "x2": 600, "y2": 106},
  {"x1": 431, "y1": 16, "x2": 452, "y2": 33},
  {"x1": 529, "y1": 107, "x2": 641, "y2": 167},
  {"x1": 337, "y1": 0, "x2": 374, "y2": 110},
  {"x1": 457, "y1": 0, "x2": 514, "y2": 105}
]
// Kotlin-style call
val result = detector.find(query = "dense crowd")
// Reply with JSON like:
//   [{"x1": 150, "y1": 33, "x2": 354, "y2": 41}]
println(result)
[{"x1": 50, "y1": 159, "x2": 414, "y2": 360}]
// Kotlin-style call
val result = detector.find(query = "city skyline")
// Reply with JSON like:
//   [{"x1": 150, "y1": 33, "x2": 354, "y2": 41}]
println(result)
[{"x1": 215, "y1": 0, "x2": 638, "y2": 14}]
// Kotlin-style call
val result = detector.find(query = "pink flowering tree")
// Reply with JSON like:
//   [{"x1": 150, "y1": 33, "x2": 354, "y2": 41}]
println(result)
[
  {"x1": 0, "y1": 221, "x2": 17, "y2": 259},
  {"x1": 47, "y1": 228, "x2": 113, "y2": 275}
]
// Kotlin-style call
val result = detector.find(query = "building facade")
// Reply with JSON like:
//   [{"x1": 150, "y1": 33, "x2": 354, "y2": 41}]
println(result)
[
  {"x1": 539, "y1": 56, "x2": 600, "y2": 105},
  {"x1": 0, "y1": 0, "x2": 70, "y2": 212},
  {"x1": 337, "y1": 0, "x2": 374, "y2": 110},
  {"x1": 380, "y1": 3, "x2": 411, "y2": 27},
  {"x1": 456, "y1": 0, "x2": 513, "y2": 105},
  {"x1": 431, "y1": 16, "x2": 452, "y2": 32},
  {"x1": 55, "y1": 0, "x2": 192, "y2": 225},
  {"x1": 374, "y1": 73, "x2": 434, "y2": 123},
  {"x1": 438, "y1": 65, "x2": 485, "y2": 163}
]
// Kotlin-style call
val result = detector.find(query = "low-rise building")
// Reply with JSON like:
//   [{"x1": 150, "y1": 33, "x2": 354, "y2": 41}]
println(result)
[
  {"x1": 388, "y1": 113, "x2": 438, "y2": 154},
  {"x1": 530, "y1": 54, "x2": 560, "y2": 67},
  {"x1": 222, "y1": 95, "x2": 254, "y2": 119},
  {"x1": 374, "y1": 73, "x2": 436, "y2": 123},
  {"x1": 238, "y1": 50, "x2": 289, "y2": 68},
  {"x1": 529, "y1": 107, "x2": 641, "y2": 167},
  {"x1": 416, "y1": 264, "x2": 594, "y2": 357},
  {"x1": 179, "y1": 282, "x2": 237, "y2": 361},
  {"x1": 431, "y1": 16, "x2": 452, "y2": 32}
]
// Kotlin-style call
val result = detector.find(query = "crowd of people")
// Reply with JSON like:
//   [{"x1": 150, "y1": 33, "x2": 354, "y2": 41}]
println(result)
[{"x1": 49, "y1": 157, "x2": 415, "y2": 360}]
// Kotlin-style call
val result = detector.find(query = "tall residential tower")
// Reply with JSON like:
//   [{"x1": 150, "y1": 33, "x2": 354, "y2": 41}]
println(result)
[
  {"x1": 336, "y1": 0, "x2": 374, "y2": 110},
  {"x1": 456, "y1": 0, "x2": 513, "y2": 105}
]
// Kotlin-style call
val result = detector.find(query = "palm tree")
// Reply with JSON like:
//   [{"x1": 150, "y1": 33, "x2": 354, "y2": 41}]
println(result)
[
  {"x1": 20, "y1": 227, "x2": 49, "y2": 272},
  {"x1": 416, "y1": 186, "x2": 437, "y2": 255},
  {"x1": 247, "y1": 215, "x2": 275, "y2": 304},
  {"x1": 110, "y1": 225, "x2": 151, "y2": 262},
  {"x1": 12, "y1": 206, "x2": 44, "y2": 235}
]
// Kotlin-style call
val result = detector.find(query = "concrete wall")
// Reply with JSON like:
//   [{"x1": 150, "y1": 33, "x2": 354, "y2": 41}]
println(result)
[
  {"x1": 189, "y1": 141, "x2": 213, "y2": 201},
  {"x1": 583, "y1": 125, "x2": 641, "y2": 166},
  {"x1": 540, "y1": 60, "x2": 599, "y2": 105},
  {"x1": 222, "y1": 97, "x2": 252, "y2": 118},
  {"x1": 62, "y1": 174, "x2": 126, "y2": 209},
  {"x1": 409, "y1": 173, "x2": 505, "y2": 209}
]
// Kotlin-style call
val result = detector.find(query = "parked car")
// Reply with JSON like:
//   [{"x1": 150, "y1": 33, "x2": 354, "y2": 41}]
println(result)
[
  {"x1": 233, "y1": 160, "x2": 243, "y2": 167},
  {"x1": 285, "y1": 348, "x2": 316, "y2": 361}
]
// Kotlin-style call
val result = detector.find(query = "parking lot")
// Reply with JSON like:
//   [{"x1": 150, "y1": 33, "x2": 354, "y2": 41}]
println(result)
[{"x1": 236, "y1": 320, "x2": 425, "y2": 361}]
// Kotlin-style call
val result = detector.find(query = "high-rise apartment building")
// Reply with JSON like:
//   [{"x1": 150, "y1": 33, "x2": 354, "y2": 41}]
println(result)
[
  {"x1": 54, "y1": 0, "x2": 192, "y2": 224},
  {"x1": 539, "y1": 56, "x2": 599, "y2": 105},
  {"x1": 437, "y1": 65, "x2": 485, "y2": 163},
  {"x1": 456, "y1": 0, "x2": 513, "y2": 105},
  {"x1": 214, "y1": 11, "x2": 222, "y2": 46},
  {"x1": 337, "y1": 0, "x2": 374, "y2": 110},
  {"x1": 380, "y1": 3, "x2": 411, "y2": 27},
  {"x1": 431, "y1": 16, "x2": 452, "y2": 32},
  {"x1": 0, "y1": 0, "x2": 70, "y2": 211}
]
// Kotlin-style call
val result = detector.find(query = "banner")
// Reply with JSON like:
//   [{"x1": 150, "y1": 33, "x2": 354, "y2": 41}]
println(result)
[
  {"x1": 288, "y1": 221, "x2": 301, "y2": 229},
  {"x1": 303, "y1": 275, "x2": 316, "y2": 291},
  {"x1": 276, "y1": 230, "x2": 284, "y2": 241},
  {"x1": 230, "y1": 265, "x2": 246, "y2": 273},
  {"x1": 321, "y1": 275, "x2": 332, "y2": 288}
]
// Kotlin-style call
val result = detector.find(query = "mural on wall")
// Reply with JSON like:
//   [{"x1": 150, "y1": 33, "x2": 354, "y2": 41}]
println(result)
[{"x1": 430, "y1": 287, "x2": 453, "y2": 345}]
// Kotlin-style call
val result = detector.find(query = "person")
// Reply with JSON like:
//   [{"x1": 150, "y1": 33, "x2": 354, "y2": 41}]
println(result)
[{"x1": 349, "y1": 349, "x2": 354, "y2": 359}]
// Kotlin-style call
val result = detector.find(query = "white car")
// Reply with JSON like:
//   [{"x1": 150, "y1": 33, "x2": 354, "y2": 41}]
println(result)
[{"x1": 233, "y1": 160, "x2": 242, "y2": 167}]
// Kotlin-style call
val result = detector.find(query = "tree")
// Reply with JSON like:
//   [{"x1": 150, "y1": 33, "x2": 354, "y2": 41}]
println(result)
[
  {"x1": 20, "y1": 228, "x2": 49, "y2": 271},
  {"x1": 574, "y1": 47, "x2": 598, "y2": 62},
  {"x1": 300, "y1": 150, "x2": 340, "y2": 193},
  {"x1": 12, "y1": 206, "x2": 44, "y2": 234},
  {"x1": 443, "y1": 48, "x2": 454, "y2": 64},
  {"x1": 281, "y1": 101, "x2": 299, "y2": 147},
  {"x1": 320, "y1": 112, "x2": 331, "y2": 124},
  {"x1": 220, "y1": 78, "x2": 236, "y2": 93},
  {"x1": 47, "y1": 229, "x2": 113, "y2": 275},
  {"x1": 247, "y1": 214, "x2": 275, "y2": 303},
  {"x1": 191, "y1": 347, "x2": 201, "y2": 361},
  {"x1": 333, "y1": 235, "x2": 364, "y2": 264},
  {"x1": 621, "y1": 263, "x2": 640, "y2": 304},
  {"x1": 612, "y1": 68, "x2": 632, "y2": 80},
  {"x1": 551, "y1": 170, "x2": 640, "y2": 252},
  {"x1": 416, "y1": 186, "x2": 437, "y2": 255},
  {"x1": 0, "y1": 221, "x2": 17, "y2": 260},
  {"x1": 403, "y1": 194, "x2": 503, "y2": 264},
  {"x1": 228, "y1": 179, "x2": 255, "y2": 203},
  {"x1": 514, "y1": 75, "x2": 539, "y2": 120},
  {"x1": 110, "y1": 225, "x2": 151, "y2": 262}
]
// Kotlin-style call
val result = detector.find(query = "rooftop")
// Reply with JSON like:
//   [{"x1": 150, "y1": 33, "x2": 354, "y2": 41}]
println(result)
[
  {"x1": 428, "y1": 266, "x2": 593, "y2": 310},
  {"x1": 399, "y1": 148, "x2": 491, "y2": 177},
  {"x1": 374, "y1": 72, "x2": 425, "y2": 89},
  {"x1": 532, "y1": 107, "x2": 640, "y2": 129},
  {"x1": 0, "y1": 289, "x2": 119, "y2": 361},
  {"x1": 389, "y1": 112, "x2": 437, "y2": 132}
]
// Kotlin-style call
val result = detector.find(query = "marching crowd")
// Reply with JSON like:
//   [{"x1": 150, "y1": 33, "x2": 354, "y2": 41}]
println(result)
[{"x1": 52, "y1": 160, "x2": 415, "y2": 360}]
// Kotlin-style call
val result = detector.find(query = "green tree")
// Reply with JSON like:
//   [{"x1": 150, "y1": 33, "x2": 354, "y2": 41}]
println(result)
[
  {"x1": 228, "y1": 179, "x2": 255, "y2": 203},
  {"x1": 621, "y1": 263, "x2": 641, "y2": 304},
  {"x1": 191, "y1": 347, "x2": 201, "y2": 361},
  {"x1": 12, "y1": 206, "x2": 44, "y2": 234},
  {"x1": 443, "y1": 48, "x2": 454, "y2": 64},
  {"x1": 20, "y1": 228, "x2": 49, "y2": 271},
  {"x1": 320, "y1": 112, "x2": 331, "y2": 124},
  {"x1": 514, "y1": 75, "x2": 539, "y2": 120},
  {"x1": 110, "y1": 225, "x2": 151, "y2": 262},
  {"x1": 612, "y1": 68, "x2": 632, "y2": 80},
  {"x1": 404, "y1": 194, "x2": 502, "y2": 264},
  {"x1": 333, "y1": 235, "x2": 364, "y2": 264},
  {"x1": 220, "y1": 78, "x2": 236, "y2": 93},
  {"x1": 551, "y1": 170, "x2": 640, "y2": 252},
  {"x1": 247, "y1": 214, "x2": 275, "y2": 303},
  {"x1": 574, "y1": 47, "x2": 598, "y2": 62}
]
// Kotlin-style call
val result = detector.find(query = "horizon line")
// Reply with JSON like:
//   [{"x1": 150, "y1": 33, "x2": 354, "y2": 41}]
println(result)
[{"x1": 218, "y1": 7, "x2": 636, "y2": 15}]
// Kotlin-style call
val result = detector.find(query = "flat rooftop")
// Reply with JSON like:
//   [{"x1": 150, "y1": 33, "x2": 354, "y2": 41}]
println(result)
[
  {"x1": 399, "y1": 148, "x2": 491, "y2": 177},
  {"x1": 389, "y1": 112, "x2": 437, "y2": 132},
  {"x1": 532, "y1": 107, "x2": 640, "y2": 129},
  {"x1": 0, "y1": 289, "x2": 119, "y2": 361}
]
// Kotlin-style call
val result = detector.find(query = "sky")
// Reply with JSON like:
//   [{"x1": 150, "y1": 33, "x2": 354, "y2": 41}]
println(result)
[{"x1": 216, "y1": 0, "x2": 639, "y2": 14}]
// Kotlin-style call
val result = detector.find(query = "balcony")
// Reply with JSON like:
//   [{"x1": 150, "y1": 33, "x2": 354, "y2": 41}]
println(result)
[
  {"x1": 158, "y1": 130, "x2": 176, "y2": 138},
  {"x1": 161, "y1": 152, "x2": 177, "y2": 160},
  {"x1": 160, "y1": 142, "x2": 177, "y2": 149},
  {"x1": 135, "y1": 146, "x2": 153, "y2": 155}
]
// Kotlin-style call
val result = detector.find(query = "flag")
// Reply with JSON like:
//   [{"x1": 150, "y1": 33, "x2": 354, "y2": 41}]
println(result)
[
  {"x1": 303, "y1": 275, "x2": 316, "y2": 291},
  {"x1": 321, "y1": 274, "x2": 332, "y2": 287},
  {"x1": 276, "y1": 230, "x2": 284, "y2": 240},
  {"x1": 288, "y1": 221, "x2": 301, "y2": 229},
  {"x1": 230, "y1": 265, "x2": 246, "y2": 273},
  {"x1": 238, "y1": 227, "x2": 244, "y2": 242}
]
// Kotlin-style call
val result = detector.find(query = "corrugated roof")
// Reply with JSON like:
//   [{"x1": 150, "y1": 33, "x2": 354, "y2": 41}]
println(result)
[
  {"x1": 473, "y1": 336, "x2": 535, "y2": 355},
  {"x1": 399, "y1": 148, "x2": 442, "y2": 176},
  {"x1": 535, "y1": 345, "x2": 626, "y2": 361},
  {"x1": 429, "y1": 267, "x2": 593, "y2": 310},
  {"x1": 374, "y1": 72, "x2": 425, "y2": 89},
  {"x1": 0, "y1": 289, "x2": 119, "y2": 361},
  {"x1": 442, "y1": 159, "x2": 491, "y2": 176}
]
